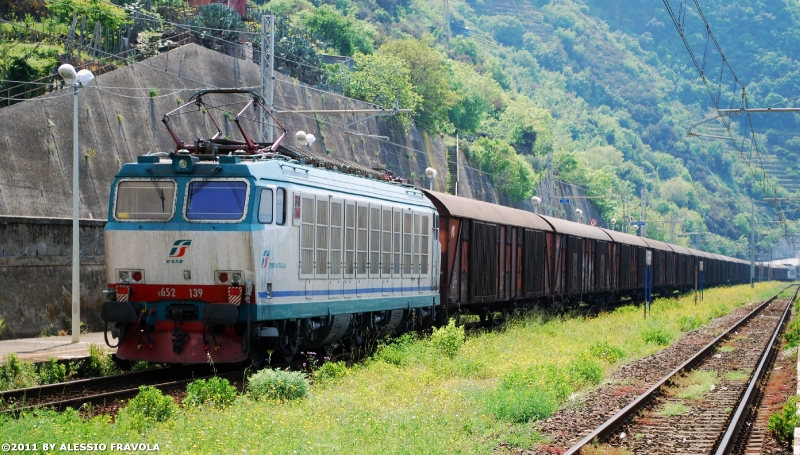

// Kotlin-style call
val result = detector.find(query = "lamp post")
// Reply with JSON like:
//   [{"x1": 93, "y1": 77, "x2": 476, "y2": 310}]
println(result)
[
  {"x1": 610, "y1": 218, "x2": 617, "y2": 231},
  {"x1": 574, "y1": 208, "x2": 583, "y2": 223},
  {"x1": 425, "y1": 167, "x2": 437, "y2": 191},
  {"x1": 58, "y1": 64, "x2": 94, "y2": 343},
  {"x1": 531, "y1": 196, "x2": 541, "y2": 214},
  {"x1": 295, "y1": 130, "x2": 316, "y2": 149}
]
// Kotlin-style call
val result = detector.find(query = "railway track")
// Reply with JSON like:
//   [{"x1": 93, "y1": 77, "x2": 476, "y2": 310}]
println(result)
[
  {"x1": 563, "y1": 285, "x2": 798, "y2": 455},
  {"x1": 0, "y1": 363, "x2": 248, "y2": 414}
]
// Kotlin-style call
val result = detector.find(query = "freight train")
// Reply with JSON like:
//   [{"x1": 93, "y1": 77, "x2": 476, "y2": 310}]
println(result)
[{"x1": 100, "y1": 90, "x2": 788, "y2": 365}]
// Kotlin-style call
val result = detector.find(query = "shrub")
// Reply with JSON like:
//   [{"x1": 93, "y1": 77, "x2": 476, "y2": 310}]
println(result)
[
  {"x1": 184, "y1": 377, "x2": 238, "y2": 409},
  {"x1": 373, "y1": 333, "x2": 418, "y2": 366},
  {"x1": 767, "y1": 395, "x2": 798, "y2": 443},
  {"x1": 116, "y1": 386, "x2": 177, "y2": 431},
  {"x1": 83, "y1": 344, "x2": 119, "y2": 378},
  {"x1": 313, "y1": 361, "x2": 348, "y2": 387},
  {"x1": 783, "y1": 318, "x2": 800, "y2": 348},
  {"x1": 567, "y1": 356, "x2": 603, "y2": 386},
  {"x1": 248, "y1": 369, "x2": 309, "y2": 402},
  {"x1": 37, "y1": 358, "x2": 68, "y2": 385},
  {"x1": 485, "y1": 364, "x2": 571, "y2": 423},
  {"x1": 678, "y1": 315, "x2": 705, "y2": 332},
  {"x1": 588, "y1": 342, "x2": 625, "y2": 363},
  {"x1": 430, "y1": 319, "x2": 465, "y2": 358},
  {"x1": 0, "y1": 316, "x2": 5, "y2": 335},
  {"x1": 0, "y1": 353, "x2": 38, "y2": 390},
  {"x1": 642, "y1": 324, "x2": 673, "y2": 346}
]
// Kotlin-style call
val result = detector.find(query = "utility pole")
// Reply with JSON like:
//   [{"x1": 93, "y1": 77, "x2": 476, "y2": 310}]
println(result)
[
  {"x1": 750, "y1": 198, "x2": 755, "y2": 288},
  {"x1": 259, "y1": 15, "x2": 275, "y2": 143},
  {"x1": 670, "y1": 214, "x2": 676, "y2": 244},
  {"x1": 640, "y1": 188, "x2": 647, "y2": 238}
]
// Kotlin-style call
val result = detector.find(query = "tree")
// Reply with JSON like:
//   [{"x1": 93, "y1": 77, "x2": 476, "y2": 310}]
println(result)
[
  {"x1": 47, "y1": 0, "x2": 128, "y2": 33},
  {"x1": 467, "y1": 137, "x2": 537, "y2": 201},
  {"x1": 188, "y1": 3, "x2": 245, "y2": 47},
  {"x1": 303, "y1": 5, "x2": 375, "y2": 56},
  {"x1": 484, "y1": 15, "x2": 525, "y2": 47},
  {"x1": 378, "y1": 39, "x2": 457, "y2": 132},
  {"x1": 328, "y1": 52, "x2": 420, "y2": 118}
]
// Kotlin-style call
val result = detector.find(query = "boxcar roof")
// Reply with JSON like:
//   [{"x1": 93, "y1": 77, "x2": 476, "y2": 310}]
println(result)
[
  {"x1": 686, "y1": 247, "x2": 715, "y2": 259},
  {"x1": 422, "y1": 191, "x2": 553, "y2": 231},
  {"x1": 641, "y1": 238, "x2": 675, "y2": 252},
  {"x1": 668, "y1": 243, "x2": 693, "y2": 255},
  {"x1": 597, "y1": 228, "x2": 650, "y2": 247},
  {"x1": 539, "y1": 216, "x2": 613, "y2": 241}
]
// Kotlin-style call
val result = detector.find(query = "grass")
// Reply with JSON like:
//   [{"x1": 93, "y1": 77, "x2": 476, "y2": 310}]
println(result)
[
  {"x1": 657, "y1": 401, "x2": 689, "y2": 416},
  {"x1": 671, "y1": 370, "x2": 718, "y2": 400},
  {"x1": 0, "y1": 282, "x2": 785, "y2": 453}
]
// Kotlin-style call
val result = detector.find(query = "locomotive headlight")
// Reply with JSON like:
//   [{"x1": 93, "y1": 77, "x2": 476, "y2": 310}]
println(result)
[
  {"x1": 119, "y1": 271, "x2": 130, "y2": 282},
  {"x1": 232, "y1": 273, "x2": 242, "y2": 284},
  {"x1": 178, "y1": 159, "x2": 188, "y2": 169}
]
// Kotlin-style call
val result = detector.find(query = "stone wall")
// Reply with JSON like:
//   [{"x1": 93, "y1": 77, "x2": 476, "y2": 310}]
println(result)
[{"x1": 0, "y1": 216, "x2": 106, "y2": 339}]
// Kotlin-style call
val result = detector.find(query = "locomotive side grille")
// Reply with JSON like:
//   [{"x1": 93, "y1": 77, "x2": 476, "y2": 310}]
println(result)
[
  {"x1": 345, "y1": 202, "x2": 355, "y2": 275},
  {"x1": 403, "y1": 212, "x2": 413, "y2": 274},
  {"x1": 300, "y1": 195, "x2": 315, "y2": 276},
  {"x1": 357, "y1": 204, "x2": 368, "y2": 275},
  {"x1": 382, "y1": 208, "x2": 392, "y2": 276},
  {"x1": 370, "y1": 206, "x2": 381, "y2": 275},
  {"x1": 421, "y1": 215, "x2": 429, "y2": 274},
  {"x1": 330, "y1": 201, "x2": 343, "y2": 276},
  {"x1": 316, "y1": 198, "x2": 329, "y2": 277},
  {"x1": 393, "y1": 209, "x2": 402, "y2": 275}
]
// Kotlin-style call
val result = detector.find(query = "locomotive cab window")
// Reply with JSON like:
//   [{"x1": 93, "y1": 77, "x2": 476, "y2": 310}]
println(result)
[
  {"x1": 185, "y1": 179, "x2": 249, "y2": 222},
  {"x1": 276, "y1": 188, "x2": 286, "y2": 225},
  {"x1": 114, "y1": 179, "x2": 176, "y2": 221},
  {"x1": 258, "y1": 188, "x2": 274, "y2": 224}
]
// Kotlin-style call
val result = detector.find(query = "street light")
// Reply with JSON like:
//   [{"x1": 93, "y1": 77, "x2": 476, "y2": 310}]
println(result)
[
  {"x1": 610, "y1": 218, "x2": 617, "y2": 231},
  {"x1": 425, "y1": 167, "x2": 437, "y2": 191},
  {"x1": 531, "y1": 196, "x2": 541, "y2": 214},
  {"x1": 295, "y1": 130, "x2": 316, "y2": 149},
  {"x1": 575, "y1": 208, "x2": 583, "y2": 223},
  {"x1": 58, "y1": 63, "x2": 94, "y2": 343}
]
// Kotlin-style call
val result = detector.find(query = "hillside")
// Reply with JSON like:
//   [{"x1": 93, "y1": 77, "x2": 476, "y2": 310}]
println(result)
[{"x1": 1, "y1": 0, "x2": 798, "y2": 259}]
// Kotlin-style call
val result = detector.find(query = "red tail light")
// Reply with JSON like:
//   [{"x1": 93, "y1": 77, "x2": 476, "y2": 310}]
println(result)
[
  {"x1": 219, "y1": 272, "x2": 229, "y2": 283},
  {"x1": 132, "y1": 271, "x2": 143, "y2": 282}
]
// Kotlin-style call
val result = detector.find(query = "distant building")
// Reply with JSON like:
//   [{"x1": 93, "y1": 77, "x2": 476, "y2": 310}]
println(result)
[{"x1": 319, "y1": 54, "x2": 355, "y2": 71}]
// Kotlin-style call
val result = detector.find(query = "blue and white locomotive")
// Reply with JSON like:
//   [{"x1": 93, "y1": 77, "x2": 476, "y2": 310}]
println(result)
[{"x1": 101, "y1": 90, "x2": 440, "y2": 364}]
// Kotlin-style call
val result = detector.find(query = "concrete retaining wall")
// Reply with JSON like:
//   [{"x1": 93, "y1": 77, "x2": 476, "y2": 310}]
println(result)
[{"x1": 0, "y1": 216, "x2": 106, "y2": 339}]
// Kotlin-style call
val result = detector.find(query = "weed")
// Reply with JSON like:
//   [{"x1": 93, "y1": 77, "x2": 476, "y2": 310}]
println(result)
[
  {"x1": 718, "y1": 345, "x2": 735, "y2": 353},
  {"x1": 175, "y1": 97, "x2": 184, "y2": 106},
  {"x1": 116, "y1": 386, "x2": 177, "y2": 431},
  {"x1": 248, "y1": 369, "x2": 309, "y2": 402},
  {"x1": 657, "y1": 401, "x2": 688, "y2": 416},
  {"x1": 642, "y1": 323, "x2": 673, "y2": 346},
  {"x1": 588, "y1": 342, "x2": 625, "y2": 363},
  {"x1": 116, "y1": 112, "x2": 123, "y2": 122},
  {"x1": 148, "y1": 87, "x2": 160, "y2": 97},
  {"x1": 567, "y1": 356, "x2": 603, "y2": 386},
  {"x1": 708, "y1": 304, "x2": 730, "y2": 319},
  {"x1": 677, "y1": 315, "x2": 705, "y2": 331},
  {"x1": 783, "y1": 318, "x2": 800, "y2": 348},
  {"x1": 313, "y1": 360, "x2": 347, "y2": 387},
  {"x1": 130, "y1": 361, "x2": 156, "y2": 372},
  {"x1": 672, "y1": 370, "x2": 717, "y2": 400},
  {"x1": 373, "y1": 332, "x2": 418, "y2": 366},
  {"x1": 724, "y1": 370, "x2": 749, "y2": 381},
  {"x1": 767, "y1": 395, "x2": 798, "y2": 443},
  {"x1": 0, "y1": 316, "x2": 4, "y2": 335},
  {"x1": 483, "y1": 386, "x2": 559, "y2": 423},
  {"x1": 184, "y1": 377, "x2": 237, "y2": 409},
  {"x1": 430, "y1": 319, "x2": 465, "y2": 358},
  {"x1": 37, "y1": 358, "x2": 67, "y2": 384},
  {"x1": 82, "y1": 344, "x2": 119, "y2": 378},
  {"x1": 0, "y1": 354, "x2": 38, "y2": 390}
]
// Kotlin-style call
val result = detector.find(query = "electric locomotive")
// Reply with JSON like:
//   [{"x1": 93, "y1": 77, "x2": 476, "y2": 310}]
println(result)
[{"x1": 101, "y1": 90, "x2": 440, "y2": 365}]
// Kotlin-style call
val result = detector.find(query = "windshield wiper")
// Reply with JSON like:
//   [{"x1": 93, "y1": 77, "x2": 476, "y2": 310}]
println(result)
[
  {"x1": 188, "y1": 166, "x2": 222, "y2": 207},
  {"x1": 145, "y1": 168, "x2": 166, "y2": 213}
]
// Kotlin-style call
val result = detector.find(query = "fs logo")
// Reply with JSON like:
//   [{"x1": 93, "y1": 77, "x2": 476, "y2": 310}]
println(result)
[
  {"x1": 168, "y1": 240, "x2": 192, "y2": 258},
  {"x1": 261, "y1": 250, "x2": 270, "y2": 268}
]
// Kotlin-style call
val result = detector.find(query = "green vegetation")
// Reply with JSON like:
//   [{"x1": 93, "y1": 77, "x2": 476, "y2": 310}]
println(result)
[
  {"x1": 82, "y1": 344, "x2": 120, "y2": 378},
  {"x1": 0, "y1": 283, "x2": 783, "y2": 453},
  {"x1": 116, "y1": 386, "x2": 178, "y2": 431},
  {"x1": 184, "y1": 377, "x2": 238, "y2": 409},
  {"x1": 767, "y1": 395, "x2": 798, "y2": 444},
  {"x1": 0, "y1": 355, "x2": 77, "y2": 391},
  {"x1": 783, "y1": 317, "x2": 800, "y2": 348},
  {"x1": 657, "y1": 401, "x2": 689, "y2": 417},
  {"x1": 673, "y1": 370, "x2": 718, "y2": 401},
  {"x1": 247, "y1": 368, "x2": 309, "y2": 402},
  {"x1": 430, "y1": 318, "x2": 466, "y2": 358}
]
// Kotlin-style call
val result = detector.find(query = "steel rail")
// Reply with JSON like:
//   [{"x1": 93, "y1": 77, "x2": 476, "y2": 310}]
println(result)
[
  {"x1": 0, "y1": 364, "x2": 239, "y2": 412},
  {"x1": 713, "y1": 285, "x2": 799, "y2": 455},
  {"x1": 563, "y1": 285, "x2": 796, "y2": 455}
]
